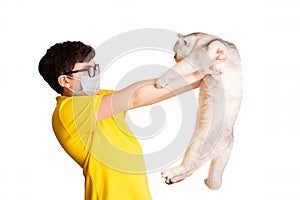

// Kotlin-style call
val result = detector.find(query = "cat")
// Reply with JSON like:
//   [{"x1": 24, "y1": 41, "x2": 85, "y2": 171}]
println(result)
[{"x1": 156, "y1": 32, "x2": 243, "y2": 190}]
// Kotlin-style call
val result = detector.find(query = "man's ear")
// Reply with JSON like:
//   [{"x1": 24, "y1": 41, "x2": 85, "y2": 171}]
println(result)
[{"x1": 58, "y1": 75, "x2": 71, "y2": 88}]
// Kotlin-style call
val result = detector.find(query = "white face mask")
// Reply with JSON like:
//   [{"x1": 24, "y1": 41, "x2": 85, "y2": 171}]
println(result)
[{"x1": 68, "y1": 74, "x2": 101, "y2": 96}]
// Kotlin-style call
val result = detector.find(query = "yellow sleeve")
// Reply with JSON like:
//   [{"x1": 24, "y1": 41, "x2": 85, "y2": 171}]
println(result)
[
  {"x1": 52, "y1": 93, "x2": 106, "y2": 167},
  {"x1": 58, "y1": 90, "x2": 114, "y2": 134}
]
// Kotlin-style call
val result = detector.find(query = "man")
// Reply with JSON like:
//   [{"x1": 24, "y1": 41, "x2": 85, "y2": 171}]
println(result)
[{"x1": 38, "y1": 41, "x2": 222, "y2": 200}]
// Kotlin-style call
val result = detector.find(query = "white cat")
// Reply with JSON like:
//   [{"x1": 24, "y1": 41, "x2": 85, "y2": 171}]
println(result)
[{"x1": 156, "y1": 32, "x2": 243, "y2": 190}]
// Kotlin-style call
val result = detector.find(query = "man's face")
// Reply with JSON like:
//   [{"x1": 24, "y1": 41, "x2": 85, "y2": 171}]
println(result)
[{"x1": 69, "y1": 59, "x2": 96, "y2": 91}]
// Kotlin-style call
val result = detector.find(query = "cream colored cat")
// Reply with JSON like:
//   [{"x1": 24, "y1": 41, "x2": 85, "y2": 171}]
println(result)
[{"x1": 156, "y1": 32, "x2": 242, "y2": 190}]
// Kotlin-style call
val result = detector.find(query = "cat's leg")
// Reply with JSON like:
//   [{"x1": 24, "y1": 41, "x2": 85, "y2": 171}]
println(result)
[
  {"x1": 161, "y1": 152, "x2": 209, "y2": 184},
  {"x1": 161, "y1": 79, "x2": 212, "y2": 184},
  {"x1": 204, "y1": 137, "x2": 233, "y2": 190},
  {"x1": 161, "y1": 114, "x2": 209, "y2": 184},
  {"x1": 161, "y1": 126, "x2": 201, "y2": 184}
]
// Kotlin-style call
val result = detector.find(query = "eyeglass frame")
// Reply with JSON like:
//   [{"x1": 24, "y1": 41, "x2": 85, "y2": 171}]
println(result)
[{"x1": 63, "y1": 64, "x2": 100, "y2": 77}]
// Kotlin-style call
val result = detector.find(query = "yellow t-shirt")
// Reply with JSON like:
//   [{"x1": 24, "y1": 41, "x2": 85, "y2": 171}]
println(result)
[{"x1": 52, "y1": 90, "x2": 152, "y2": 200}]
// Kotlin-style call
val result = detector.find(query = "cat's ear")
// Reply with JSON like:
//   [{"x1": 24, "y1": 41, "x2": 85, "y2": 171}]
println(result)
[
  {"x1": 177, "y1": 33, "x2": 184, "y2": 38},
  {"x1": 177, "y1": 33, "x2": 188, "y2": 46}
]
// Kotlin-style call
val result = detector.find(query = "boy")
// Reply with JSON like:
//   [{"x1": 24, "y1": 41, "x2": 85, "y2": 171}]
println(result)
[{"x1": 38, "y1": 41, "x2": 222, "y2": 200}]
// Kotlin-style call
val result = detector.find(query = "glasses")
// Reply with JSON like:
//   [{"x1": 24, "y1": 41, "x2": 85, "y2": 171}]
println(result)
[{"x1": 63, "y1": 64, "x2": 100, "y2": 77}]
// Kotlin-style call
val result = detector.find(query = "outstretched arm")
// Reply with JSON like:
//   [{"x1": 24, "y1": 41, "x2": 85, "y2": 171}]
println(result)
[
  {"x1": 97, "y1": 50, "x2": 224, "y2": 121},
  {"x1": 97, "y1": 66, "x2": 202, "y2": 121}
]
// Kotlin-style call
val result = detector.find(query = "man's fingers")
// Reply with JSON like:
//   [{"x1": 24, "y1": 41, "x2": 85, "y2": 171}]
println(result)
[
  {"x1": 213, "y1": 57, "x2": 226, "y2": 65},
  {"x1": 216, "y1": 48, "x2": 224, "y2": 54},
  {"x1": 208, "y1": 69, "x2": 221, "y2": 75},
  {"x1": 212, "y1": 48, "x2": 226, "y2": 65},
  {"x1": 215, "y1": 49, "x2": 225, "y2": 59}
]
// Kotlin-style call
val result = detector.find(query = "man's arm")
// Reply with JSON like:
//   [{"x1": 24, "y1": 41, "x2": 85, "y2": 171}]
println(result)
[
  {"x1": 97, "y1": 49, "x2": 225, "y2": 121},
  {"x1": 97, "y1": 71, "x2": 202, "y2": 121}
]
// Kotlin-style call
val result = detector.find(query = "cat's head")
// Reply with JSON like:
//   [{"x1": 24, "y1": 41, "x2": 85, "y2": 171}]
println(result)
[
  {"x1": 173, "y1": 32, "x2": 221, "y2": 62},
  {"x1": 173, "y1": 33, "x2": 197, "y2": 62}
]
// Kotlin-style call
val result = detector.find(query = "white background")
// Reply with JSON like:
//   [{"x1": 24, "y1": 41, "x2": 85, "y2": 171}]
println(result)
[{"x1": 0, "y1": 0, "x2": 299, "y2": 199}]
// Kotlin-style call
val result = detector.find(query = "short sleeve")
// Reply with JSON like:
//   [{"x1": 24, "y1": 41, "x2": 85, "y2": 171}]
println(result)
[{"x1": 52, "y1": 92, "x2": 107, "y2": 167}]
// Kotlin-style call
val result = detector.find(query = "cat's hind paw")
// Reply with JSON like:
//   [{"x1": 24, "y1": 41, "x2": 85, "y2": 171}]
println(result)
[{"x1": 161, "y1": 166, "x2": 188, "y2": 184}]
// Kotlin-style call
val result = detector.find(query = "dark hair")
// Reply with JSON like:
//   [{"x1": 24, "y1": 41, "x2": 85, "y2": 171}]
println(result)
[{"x1": 38, "y1": 41, "x2": 95, "y2": 94}]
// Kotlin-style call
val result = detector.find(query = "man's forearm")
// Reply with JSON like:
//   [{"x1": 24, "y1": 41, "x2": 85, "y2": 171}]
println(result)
[
  {"x1": 97, "y1": 72, "x2": 202, "y2": 121},
  {"x1": 130, "y1": 72, "x2": 202, "y2": 109}
]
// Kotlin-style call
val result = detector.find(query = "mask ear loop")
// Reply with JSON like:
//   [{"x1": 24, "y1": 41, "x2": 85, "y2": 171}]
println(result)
[
  {"x1": 66, "y1": 86, "x2": 86, "y2": 96},
  {"x1": 65, "y1": 75, "x2": 85, "y2": 96}
]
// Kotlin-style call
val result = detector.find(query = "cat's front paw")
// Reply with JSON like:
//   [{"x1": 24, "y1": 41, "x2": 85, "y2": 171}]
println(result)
[{"x1": 155, "y1": 78, "x2": 169, "y2": 89}]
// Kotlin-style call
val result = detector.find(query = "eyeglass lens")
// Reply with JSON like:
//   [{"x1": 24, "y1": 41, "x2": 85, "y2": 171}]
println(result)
[{"x1": 88, "y1": 64, "x2": 100, "y2": 77}]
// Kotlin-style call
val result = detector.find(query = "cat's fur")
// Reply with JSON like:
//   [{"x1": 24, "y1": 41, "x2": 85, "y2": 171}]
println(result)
[{"x1": 156, "y1": 32, "x2": 242, "y2": 190}]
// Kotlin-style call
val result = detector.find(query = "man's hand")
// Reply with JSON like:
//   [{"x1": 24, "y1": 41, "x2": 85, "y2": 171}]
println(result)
[{"x1": 195, "y1": 48, "x2": 226, "y2": 76}]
